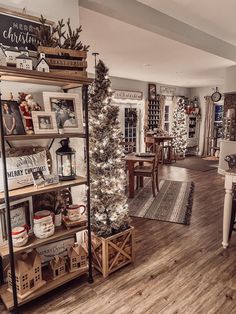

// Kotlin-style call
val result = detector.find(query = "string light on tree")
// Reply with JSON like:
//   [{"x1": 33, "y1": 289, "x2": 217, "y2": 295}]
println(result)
[
  {"x1": 171, "y1": 97, "x2": 187, "y2": 157},
  {"x1": 89, "y1": 59, "x2": 129, "y2": 237}
]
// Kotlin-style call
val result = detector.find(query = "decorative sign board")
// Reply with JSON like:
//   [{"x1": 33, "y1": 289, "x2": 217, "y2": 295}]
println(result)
[
  {"x1": 160, "y1": 85, "x2": 177, "y2": 96},
  {"x1": 36, "y1": 237, "x2": 75, "y2": 263},
  {"x1": 0, "y1": 7, "x2": 52, "y2": 51},
  {"x1": 113, "y1": 90, "x2": 143, "y2": 101}
]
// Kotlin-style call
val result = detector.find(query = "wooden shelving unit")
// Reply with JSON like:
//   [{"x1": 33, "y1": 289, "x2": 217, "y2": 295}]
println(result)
[
  {"x1": 0, "y1": 267, "x2": 88, "y2": 311},
  {"x1": 0, "y1": 66, "x2": 92, "y2": 90},
  {"x1": 147, "y1": 99, "x2": 160, "y2": 131},
  {"x1": 0, "y1": 224, "x2": 87, "y2": 258},
  {"x1": 0, "y1": 67, "x2": 93, "y2": 312},
  {"x1": 0, "y1": 176, "x2": 87, "y2": 202},
  {"x1": 5, "y1": 132, "x2": 86, "y2": 141}
]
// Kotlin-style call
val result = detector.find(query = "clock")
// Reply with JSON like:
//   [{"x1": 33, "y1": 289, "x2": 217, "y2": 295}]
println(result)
[{"x1": 211, "y1": 88, "x2": 222, "y2": 102}]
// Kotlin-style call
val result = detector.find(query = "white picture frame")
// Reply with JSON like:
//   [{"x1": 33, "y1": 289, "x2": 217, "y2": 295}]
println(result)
[
  {"x1": 43, "y1": 91, "x2": 83, "y2": 133},
  {"x1": 0, "y1": 197, "x2": 33, "y2": 246},
  {"x1": 32, "y1": 111, "x2": 58, "y2": 134}
]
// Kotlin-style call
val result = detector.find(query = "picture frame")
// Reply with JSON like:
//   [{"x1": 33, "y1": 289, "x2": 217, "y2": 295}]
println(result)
[
  {"x1": 0, "y1": 7, "x2": 53, "y2": 52},
  {"x1": 1, "y1": 100, "x2": 26, "y2": 136},
  {"x1": 148, "y1": 83, "x2": 157, "y2": 101},
  {"x1": 31, "y1": 111, "x2": 58, "y2": 134},
  {"x1": 43, "y1": 91, "x2": 83, "y2": 133},
  {"x1": 0, "y1": 197, "x2": 33, "y2": 245}
]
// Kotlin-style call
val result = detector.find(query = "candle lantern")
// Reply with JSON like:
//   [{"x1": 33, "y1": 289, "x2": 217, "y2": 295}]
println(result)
[{"x1": 56, "y1": 139, "x2": 76, "y2": 181}]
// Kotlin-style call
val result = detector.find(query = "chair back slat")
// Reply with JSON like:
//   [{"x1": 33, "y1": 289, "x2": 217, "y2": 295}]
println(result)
[{"x1": 153, "y1": 144, "x2": 161, "y2": 172}]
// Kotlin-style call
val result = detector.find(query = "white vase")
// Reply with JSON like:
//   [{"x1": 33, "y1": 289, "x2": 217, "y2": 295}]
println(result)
[{"x1": 54, "y1": 212, "x2": 62, "y2": 227}]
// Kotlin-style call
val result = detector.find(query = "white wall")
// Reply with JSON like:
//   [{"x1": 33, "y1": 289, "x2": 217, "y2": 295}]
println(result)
[{"x1": 189, "y1": 85, "x2": 224, "y2": 155}]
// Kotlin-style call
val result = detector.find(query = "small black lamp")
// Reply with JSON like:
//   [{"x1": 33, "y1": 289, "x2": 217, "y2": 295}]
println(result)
[{"x1": 56, "y1": 139, "x2": 76, "y2": 181}]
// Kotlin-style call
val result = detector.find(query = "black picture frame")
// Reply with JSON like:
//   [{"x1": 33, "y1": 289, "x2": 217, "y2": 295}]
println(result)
[
  {"x1": 1, "y1": 100, "x2": 26, "y2": 135},
  {"x1": 148, "y1": 83, "x2": 157, "y2": 101}
]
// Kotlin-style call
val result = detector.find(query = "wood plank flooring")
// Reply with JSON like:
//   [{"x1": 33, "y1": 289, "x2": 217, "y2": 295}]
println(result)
[{"x1": 1, "y1": 165, "x2": 236, "y2": 314}]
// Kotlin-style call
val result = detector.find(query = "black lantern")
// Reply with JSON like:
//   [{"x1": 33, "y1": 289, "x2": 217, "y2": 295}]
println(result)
[{"x1": 56, "y1": 139, "x2": 76, "y2": 181}]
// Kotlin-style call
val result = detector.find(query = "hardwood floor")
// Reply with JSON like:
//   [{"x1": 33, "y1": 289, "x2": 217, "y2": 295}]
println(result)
[{"x1": 1, "y1": 165, "x2": 236, "y2": 314}]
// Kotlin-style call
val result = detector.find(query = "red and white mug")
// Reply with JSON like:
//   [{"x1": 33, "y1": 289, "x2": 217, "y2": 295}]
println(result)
[
  {"x1": 67, "y1": 204, "x2": 86, "y2": 221},
  {"x1": 12, "y1": 225, "x2": 29, "y2": 247}
]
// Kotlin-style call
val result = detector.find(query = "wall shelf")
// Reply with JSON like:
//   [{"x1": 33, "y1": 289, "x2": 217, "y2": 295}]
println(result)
[
  {"x1": 0, "y1": 267, "x2": 88, "y2": 311},
  {"x1": 4, "y1": 133, "x2": 86, "y2": 141},
  {"x1": 0, "y1": 66, "x2": 93, "y2": 89},
  {"x1": 0, "y1": 176, "x2": 87, "y2": 202},
  {"x1": 0, "y1": 224, "x2": 87, "y2": 258}
]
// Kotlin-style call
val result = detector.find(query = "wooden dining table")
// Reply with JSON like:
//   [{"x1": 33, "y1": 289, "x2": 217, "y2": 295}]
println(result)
[{"x1": 123, "y1": 153, "x2": 155, "y2": 198}]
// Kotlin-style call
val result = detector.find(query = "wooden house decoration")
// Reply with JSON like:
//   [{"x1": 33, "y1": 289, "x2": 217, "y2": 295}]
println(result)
[
  {"x1": 67, "y1": 243, "x2": 87, "y2": 273},
  {"x1": 16, "y1": 54, "x2": 33, "y2": 70},
  {"x1": 7, "y1": 249, "x2": 46, "y2": 299},
  {"x1": 0, "y1": 45, "x2": 6, "y2": 66},
  {"x1": 36, "y1": 53, "x2": 50, "y2": 72},
  {"x1": 49, "y1": 255, "x2": 66, "y2": 280},
  {"x1": 5, "y1": 46, "x2": 20, "y2": 66}
]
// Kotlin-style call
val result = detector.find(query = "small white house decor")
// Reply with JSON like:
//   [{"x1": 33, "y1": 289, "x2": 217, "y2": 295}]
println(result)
[
  {"x1": 16, "y1": 54, "x2": 33, "y2": 70},
  {"x1": 49, "y1": 255, "x2": 66, "y2": 280},
  {"x1": 0, "y1": 45, "x2": 6, "y2": 66},
  {"x1": 5, "y1": 46, "x2": 20, "y2": 66},
  {"x1": 36, "y1": 52, "x2": 50, "y2": 72}
]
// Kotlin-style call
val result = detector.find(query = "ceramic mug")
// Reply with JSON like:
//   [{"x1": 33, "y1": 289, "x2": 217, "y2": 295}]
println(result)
[
  {"x1": 12, "y1": 225, "x2": 29, "y2": 247},
  {"x1": 33, "y1": 210, "x2": 55, "y2": 239},
  {"x1": 67, "y1": 204, "x2": 86, "y2": 221}
]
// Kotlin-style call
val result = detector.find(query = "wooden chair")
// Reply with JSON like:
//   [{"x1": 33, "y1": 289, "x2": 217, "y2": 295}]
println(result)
[{"x1": 134, "y1": 145, "x2": 161, "y2": 197}]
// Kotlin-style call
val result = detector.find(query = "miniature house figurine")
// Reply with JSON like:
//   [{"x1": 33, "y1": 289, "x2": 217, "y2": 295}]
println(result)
[
  {"x1": 7, "y1": 250, "x2": 46, "y2": 299},
  {"x1": 0, "y1": 44, "x2": 7, "y2": 66},
  {"x1": 36, "y1": 53, "x2": 49, "y2": 72},
  {"x1": 16, "y1": 54, "x2": 33, "y2": 70},
  {"x1": 5, "y1": 46, "x2": 20, "y2": 66},
  {"x1": 19, "y1": 47, "x2": 29, "y2": 57},
  {"x1": 67, "y1": 243, "x2": 87, "y2": 272},
  {"x1": 49, "y1": 255, "x2": 66, "y2": 280}
]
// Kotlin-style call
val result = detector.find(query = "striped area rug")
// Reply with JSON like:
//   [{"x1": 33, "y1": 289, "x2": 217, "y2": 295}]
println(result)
[{"x1": 128, "y1": 180, "x2": 194, "y2": 225}]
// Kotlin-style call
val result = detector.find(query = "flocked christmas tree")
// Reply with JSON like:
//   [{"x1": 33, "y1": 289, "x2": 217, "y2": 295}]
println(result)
[
  {"x1": 171, "y1": 98, "x2": 187, "y2": 156},
  {"x1": 89, "y1": 60, "x2": 129, "y2": 238}
]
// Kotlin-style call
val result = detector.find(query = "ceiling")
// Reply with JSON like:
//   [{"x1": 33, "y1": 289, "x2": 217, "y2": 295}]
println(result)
[{"x1": 79, "y1": 1, "x2": 236, "y2": 88}]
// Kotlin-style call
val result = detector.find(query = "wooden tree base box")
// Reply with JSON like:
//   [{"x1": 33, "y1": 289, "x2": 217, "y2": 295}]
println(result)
[{"x1": 91, "y1": 226, "x2": 134, "y2": 278}]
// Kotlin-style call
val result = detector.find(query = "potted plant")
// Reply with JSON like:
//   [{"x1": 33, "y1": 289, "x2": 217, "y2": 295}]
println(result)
[
  {"x1": 34, "y1": 15, "x2": 89, "y2": 76},
  {"x1": 88, "y1": 60, "x2": 134, "y2": 278}
]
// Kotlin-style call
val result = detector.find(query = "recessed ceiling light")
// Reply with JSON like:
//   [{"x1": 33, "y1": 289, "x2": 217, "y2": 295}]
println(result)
[{"x1": 144, "y1": 63, "x2": 151, "y2": 67}]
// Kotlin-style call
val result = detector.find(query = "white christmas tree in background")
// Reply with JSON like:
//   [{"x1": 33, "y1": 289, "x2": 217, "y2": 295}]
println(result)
[
  {"x1": 89, "y1": 60, "x2": 129, "y2": 237},
  {"x1": 171, "y1": 98, "x2": 187, "y2": 155}
]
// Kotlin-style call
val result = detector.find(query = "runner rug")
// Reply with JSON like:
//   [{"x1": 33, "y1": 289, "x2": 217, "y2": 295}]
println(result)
[{"x1": 128, "y1": 180, "x2": 194, "y2": 225}]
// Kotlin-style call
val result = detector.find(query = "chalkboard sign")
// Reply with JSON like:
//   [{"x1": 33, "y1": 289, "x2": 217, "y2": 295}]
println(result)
[{"x1": 0, "y1": 7, "x2": 52, "y2": 52}]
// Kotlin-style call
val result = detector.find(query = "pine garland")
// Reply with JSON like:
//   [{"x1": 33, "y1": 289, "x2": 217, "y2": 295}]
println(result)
[{"x1": 89, "y1": 60, "x2": 129, "y2": 237}]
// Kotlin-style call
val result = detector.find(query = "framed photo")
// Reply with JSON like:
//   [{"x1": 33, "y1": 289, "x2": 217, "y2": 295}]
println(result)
[
  {"x1": 31, "y1": 111, "x2": 58, "y2": 134},
  {"x1": 148, "y1": 84, "x2": 157, "y2": 101},
  {"x1": 0, "y1": 197, "x2": 33, "y2": 245},
  {"x1": 43, "y1": 92, "x2": 83, "y2": 133},
  {"x1": 31, "y1": 169, "x2": 45, "y2": 188},
  {"x1": 1, "y1": 100, "x2": 26, "y2": 135}
]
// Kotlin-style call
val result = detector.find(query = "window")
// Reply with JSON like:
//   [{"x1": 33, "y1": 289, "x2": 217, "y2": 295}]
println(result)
[
  {"x1": 72, "y1": 257, "x2": 76, "y2": 262},
  {"x1": 81, "y1": 256, "x2": 85, "y2": 260},
  {"x1": 73, "y1": 263, "x2": 77, "y2": 268},
  {"x1": 162, "y1": 98, "x2": 172, "y2": 133},
  {"x1": 60, "y1": 266, "x2": 64, "y2": 271}
]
